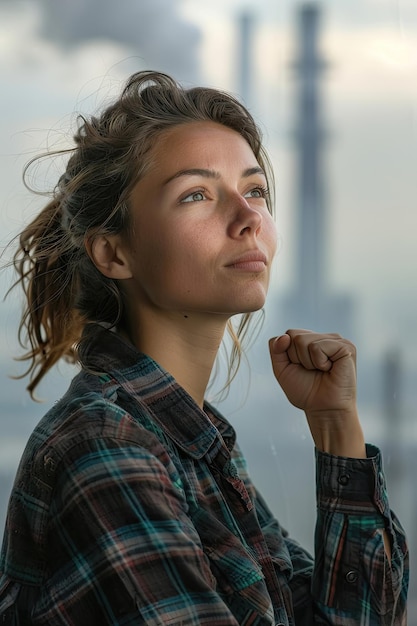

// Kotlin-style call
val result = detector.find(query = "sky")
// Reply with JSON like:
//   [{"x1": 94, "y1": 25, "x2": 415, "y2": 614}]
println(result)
[
  {"x1": 1, "y1": 0, "x2": 416, "y2": 358},
  {"x1": 0, "y1": 2, "x2": 416, "y2": 406},
  {"x1": 1, "y1": 0, "x2": 416, "y2": 412},
  {"x1": 0, "y1": 0, "x2": 417, "y2": 591}
]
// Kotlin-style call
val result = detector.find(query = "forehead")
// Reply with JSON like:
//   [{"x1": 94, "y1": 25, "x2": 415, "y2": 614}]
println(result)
[{"x1": 148, "y1": 121, "x2": 258, "y2": 167}]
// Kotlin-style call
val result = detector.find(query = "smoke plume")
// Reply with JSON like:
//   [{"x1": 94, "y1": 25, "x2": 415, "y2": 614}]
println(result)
[{"x1": 39, "y1": 0, "x2": 201, "y2": 82}]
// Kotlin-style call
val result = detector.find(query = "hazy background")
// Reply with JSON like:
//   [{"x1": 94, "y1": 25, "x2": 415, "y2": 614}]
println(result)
[{"x1": 1, "y1": 0, "x2": 416, "y2": 617}]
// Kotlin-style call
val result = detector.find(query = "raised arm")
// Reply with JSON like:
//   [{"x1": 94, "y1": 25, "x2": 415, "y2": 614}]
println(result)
[{"x1": 268, "y1": 329, "x2": 409, "y2": 623}]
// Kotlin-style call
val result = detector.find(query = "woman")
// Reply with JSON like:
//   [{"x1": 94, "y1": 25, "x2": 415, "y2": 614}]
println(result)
[{"x1": 0, "y1": 71, "x2": 408, "y2": 624}]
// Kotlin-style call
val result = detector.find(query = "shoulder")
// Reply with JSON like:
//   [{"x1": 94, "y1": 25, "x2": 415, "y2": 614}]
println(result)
[
  {"x1": 6, "y1": 368, "x2": 183, "y2": 526},
  {"x1": 15, "y1": 370, "x2": 174, "y2": 492},
  {"x1": 1, "y1": 372, "x2": 185, "y2": 586}
]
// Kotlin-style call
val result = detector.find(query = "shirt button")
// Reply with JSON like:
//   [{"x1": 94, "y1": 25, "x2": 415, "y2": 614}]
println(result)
[
  {"x1": 345, "y1": 570, "x2": 358, "y2": 584},
  {"x1": 338, "y1": 473, "x2": 350, "y2": 486},
  {"x1": 378, "y1": 472, "x2": 385, "y2": 487}
]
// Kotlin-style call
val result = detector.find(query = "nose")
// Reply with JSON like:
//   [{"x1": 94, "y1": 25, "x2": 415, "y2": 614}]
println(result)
[{"x1": 227, "y1": 193, "x2": 263, "y2": 239}]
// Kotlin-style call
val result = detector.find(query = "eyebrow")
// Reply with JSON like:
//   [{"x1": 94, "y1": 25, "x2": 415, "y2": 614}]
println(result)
[{"x1": 163, "y1": 166, "x2": 266, "y2": 186}]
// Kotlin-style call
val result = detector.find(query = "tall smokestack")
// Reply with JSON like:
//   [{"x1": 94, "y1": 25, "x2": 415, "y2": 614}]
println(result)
[
  {"x1": 281, "y1": 3, "x2": 353, "y2": 338},
  {"x1": 238, "y1": 11, "x2": 255, "y2": 109},
  {"x1": 295, "y1": 4, "x2": 325, "y2": 321}
]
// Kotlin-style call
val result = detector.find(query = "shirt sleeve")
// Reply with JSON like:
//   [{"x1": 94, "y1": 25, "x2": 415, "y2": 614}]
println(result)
[
  {"x1": 252, "y1": 443, "x2": 409, "y2": 625},
  {"x1": 312, "y1": 444, "x2": 408, "y2": 624},
  {"x1": 41, "y1": 432, "x2": 240, "y2": 626}
]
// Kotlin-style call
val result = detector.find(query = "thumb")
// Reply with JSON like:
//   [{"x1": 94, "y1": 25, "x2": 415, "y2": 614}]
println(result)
[{"x1": 268, "y1": 334, "x2": 292, "y2": 377}]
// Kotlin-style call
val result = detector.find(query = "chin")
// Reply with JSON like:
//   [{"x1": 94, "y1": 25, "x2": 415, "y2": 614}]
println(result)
[
  {"x1": 233, "y1": 295, "x2": 268, "y2": 315},
  {"x1": 243, "y1": 289, "x2": 268, "y2": 312},
  {"x1": 239, "y1": 304, "x2": 265, "y2": 315}
]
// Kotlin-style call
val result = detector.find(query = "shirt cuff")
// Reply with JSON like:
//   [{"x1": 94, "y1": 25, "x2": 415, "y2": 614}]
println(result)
[{"x1": 315, "y1": 444, "x2": 390, "y2": 519}]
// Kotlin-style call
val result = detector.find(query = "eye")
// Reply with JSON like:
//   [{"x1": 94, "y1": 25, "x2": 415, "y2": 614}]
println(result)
[
  {"x1": 244, "y1": 186, "x2": 269, "y2": 199},
  {"x1": 180, "y1": 190, "x2": 206, "y2": 203}
]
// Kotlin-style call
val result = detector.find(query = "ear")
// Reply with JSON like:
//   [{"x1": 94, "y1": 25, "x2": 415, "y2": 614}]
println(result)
[{"x1": 86, "y1": 234, "x2": 133, "y2": 280}]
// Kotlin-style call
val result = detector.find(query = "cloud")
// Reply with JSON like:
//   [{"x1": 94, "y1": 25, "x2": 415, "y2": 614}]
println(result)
[{"x1": 38, "y1": 0, "x2": 201, "y2": 82}]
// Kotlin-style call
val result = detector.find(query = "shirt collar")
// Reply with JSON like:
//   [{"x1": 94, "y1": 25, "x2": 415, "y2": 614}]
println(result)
[{"x1": 79, "y1": 324, "x2": 236, "y2": 460}]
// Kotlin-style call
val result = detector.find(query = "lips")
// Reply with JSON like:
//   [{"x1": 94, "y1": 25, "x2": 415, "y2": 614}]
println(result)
[{"x1": 226, "y1": 250, "x2": 268, "y2": 271}]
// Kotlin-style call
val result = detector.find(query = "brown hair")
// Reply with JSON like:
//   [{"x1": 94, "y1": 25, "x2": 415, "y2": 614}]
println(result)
[{"x1": 10, "y1": 70, "x2": 275, "y2": 397}]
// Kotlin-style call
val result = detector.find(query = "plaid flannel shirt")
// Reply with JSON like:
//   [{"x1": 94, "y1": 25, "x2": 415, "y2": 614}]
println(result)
[{"x1": 0, "y1": 326, "x2": 408, "y2": 624}]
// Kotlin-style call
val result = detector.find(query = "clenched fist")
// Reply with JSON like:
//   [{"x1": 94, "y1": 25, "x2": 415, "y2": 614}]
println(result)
[{"x1": 269, "y1": 329, "x2": 366, "y2": 458}]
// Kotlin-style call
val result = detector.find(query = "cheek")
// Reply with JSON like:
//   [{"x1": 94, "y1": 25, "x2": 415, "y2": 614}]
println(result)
[
  {"x1": 264, "y1": 214, "x2": 278, "y2": 254},
  {"x1": 168, "y1": 219, "x2": 218, "y2": 262},
  {"x1": 145, "y1": 229, "x2": 202, "y2": 285}
]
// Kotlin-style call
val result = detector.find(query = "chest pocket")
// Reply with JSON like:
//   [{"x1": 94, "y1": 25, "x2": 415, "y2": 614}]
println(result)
[{"x1": 191, "y1": 506, "x2": 276, "y2": 626}]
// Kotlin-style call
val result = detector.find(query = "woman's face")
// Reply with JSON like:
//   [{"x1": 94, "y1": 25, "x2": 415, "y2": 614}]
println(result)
[{"x1": 123, "y1": 121, "x2": 278, "y2": 321}]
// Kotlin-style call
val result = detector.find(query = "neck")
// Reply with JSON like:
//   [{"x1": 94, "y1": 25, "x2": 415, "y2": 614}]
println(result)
[{"x1": 125, "y1": 311, "x2": 228, "y2": 408}]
